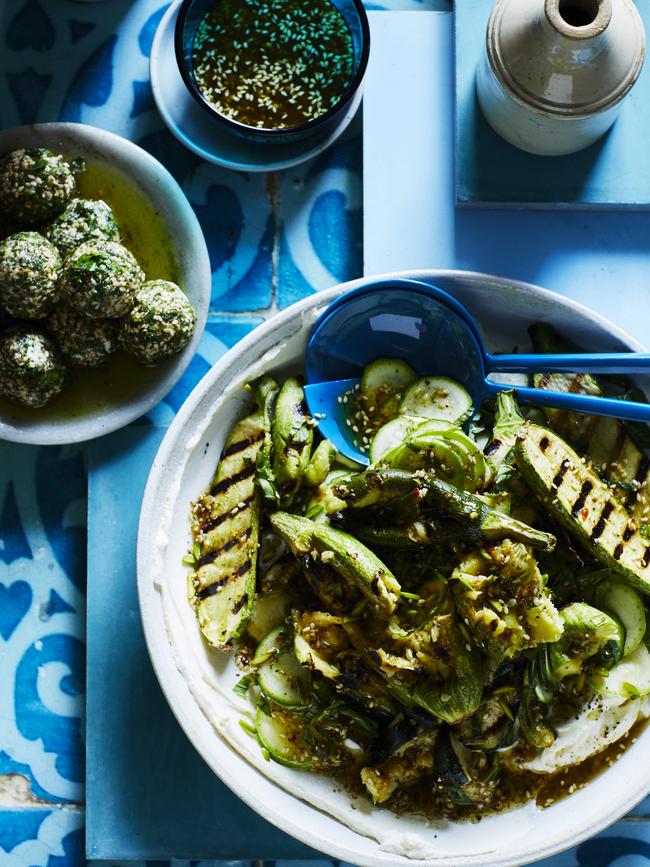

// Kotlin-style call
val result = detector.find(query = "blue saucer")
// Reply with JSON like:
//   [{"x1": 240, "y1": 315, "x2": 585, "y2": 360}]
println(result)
[{"x1": 150, "y1": 0, "x2": 363, "y2": 172}]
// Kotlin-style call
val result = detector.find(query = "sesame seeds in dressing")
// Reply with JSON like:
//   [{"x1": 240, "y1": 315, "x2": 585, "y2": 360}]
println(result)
[{"x1": 191, "y1": 0, "x2": 354, "y2": 130}]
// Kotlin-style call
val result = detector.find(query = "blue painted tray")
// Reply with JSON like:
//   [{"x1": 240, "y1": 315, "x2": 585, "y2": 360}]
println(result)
[
  {"x1": 455, "y1": 0, "x2": 650, "y2": 208},
  {"x1": 86, "y1": 425, "x2": 319, "y2": 860}
]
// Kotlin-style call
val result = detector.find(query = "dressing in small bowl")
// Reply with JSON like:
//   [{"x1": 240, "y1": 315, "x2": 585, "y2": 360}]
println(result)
[{"x1": 175, "y1": 0, "x2": 370, "y2": 145}]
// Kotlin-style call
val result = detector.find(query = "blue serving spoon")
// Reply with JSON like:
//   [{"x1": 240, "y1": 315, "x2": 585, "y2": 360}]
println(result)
[{"x1": 304, "y1": 278, "x2": 650, "y2": 464}]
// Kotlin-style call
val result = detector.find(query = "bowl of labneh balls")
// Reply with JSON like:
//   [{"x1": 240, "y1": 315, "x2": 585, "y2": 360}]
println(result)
[{"x1": 0, "y1": 123, "x2": 210, "y2": 445}]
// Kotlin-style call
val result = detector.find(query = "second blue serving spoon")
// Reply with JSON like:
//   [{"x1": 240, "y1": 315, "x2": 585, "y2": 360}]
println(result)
[{"x1": 303, "y1": 278, "x2": 650, "y2": 464}]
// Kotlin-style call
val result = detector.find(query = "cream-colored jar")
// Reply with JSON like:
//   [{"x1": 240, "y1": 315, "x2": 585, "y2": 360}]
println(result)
[{"x1": 477, "y1": 0, "x2": 646, "y2": 156}]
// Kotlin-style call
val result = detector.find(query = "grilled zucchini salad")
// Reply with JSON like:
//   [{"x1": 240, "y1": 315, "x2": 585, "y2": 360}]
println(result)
[{"x1": 187, "y1": 325, "x2": 650, "y2": 820}]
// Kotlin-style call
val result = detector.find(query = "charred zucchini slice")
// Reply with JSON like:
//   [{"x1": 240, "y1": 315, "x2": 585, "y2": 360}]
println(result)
[
  {"x1": 189, "y1": 388, "x2": 270, "y2": 649},
  {"x1": 516, "y1": 423, "x2": 650, "y2": 596}
]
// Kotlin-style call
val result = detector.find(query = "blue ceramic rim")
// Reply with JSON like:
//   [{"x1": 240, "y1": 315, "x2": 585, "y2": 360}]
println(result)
[
  {"x1": 305, "y1": 277, "x2": 489, "y2": 383},
  {"x1": 174, "y1": 0, "x2": 370, "y2": 140}
]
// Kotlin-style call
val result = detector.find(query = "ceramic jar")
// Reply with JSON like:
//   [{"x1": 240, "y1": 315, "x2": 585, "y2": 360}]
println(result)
[{"x1": 476, "y1": 0, "x2": 646, "y2": 156}]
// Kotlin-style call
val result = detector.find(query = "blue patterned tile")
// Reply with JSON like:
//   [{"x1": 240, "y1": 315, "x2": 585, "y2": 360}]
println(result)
[
  {"x1": 5, "y1": 0, "x2": 55, "y2": 53},
  {"x1": 0, "y1": 807, "x2": 83, "y2": 866},
  {"x1": 88, "y1": 862, "x2": 251, "y2": 867},
  {"x1": 277, "y1": 121, "x2": 362, "y2": 309},
  {"x1": 0, "y1": 445, "x2": 85, "y2": 806},
  {"x1": 207, "y1": 315, "x2": 265, "y2": 348}
]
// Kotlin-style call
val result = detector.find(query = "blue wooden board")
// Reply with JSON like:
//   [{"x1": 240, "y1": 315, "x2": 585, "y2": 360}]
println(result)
[
  {"x1": 455, "y1": 0, "x2": 650, "y2": 208},
  {"x1": 86, "y1": 424, "x2": 320, "y2": 860}
]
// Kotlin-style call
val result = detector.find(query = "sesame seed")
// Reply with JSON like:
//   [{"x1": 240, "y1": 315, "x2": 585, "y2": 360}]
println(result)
[{"x1": 191, "y1": 0, "x2": 354, "y2": 130}]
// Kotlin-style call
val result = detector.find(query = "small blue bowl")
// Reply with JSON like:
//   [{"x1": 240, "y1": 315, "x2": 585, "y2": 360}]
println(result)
[{"x1": 175, "y1": 0, "x2": 370, "y2": 146}]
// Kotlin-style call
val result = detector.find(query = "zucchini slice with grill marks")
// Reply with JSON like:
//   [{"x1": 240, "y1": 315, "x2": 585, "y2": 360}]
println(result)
[
  {"x1": 530, "y1": 323, "x2": 650, "y2": 525},
  {"x1": 535, "y1": 372, "x2": 650, "y2": 524},
  {"x1": 190, "y1": 380, "x2": 274, "y2": 648},
  {"x1": 516, "y1": 423, "x2": 650, "y2": 596},
  {"x1": 272, "y1": 376, "x2": 314, "y2": 501}
]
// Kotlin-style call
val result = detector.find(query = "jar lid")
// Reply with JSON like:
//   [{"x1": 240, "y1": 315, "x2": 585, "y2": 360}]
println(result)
[{"x1": 487, "y1": 0, "x2": 646, "y2": 116}]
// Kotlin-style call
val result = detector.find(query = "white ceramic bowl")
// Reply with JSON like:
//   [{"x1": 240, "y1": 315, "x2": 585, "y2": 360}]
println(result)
[
  {"x1": 138, "y1": 270, "x2": 650, "y2": 867},
  {"x1": 0, "y1": 123, "x2": 210, "y2": 445}
]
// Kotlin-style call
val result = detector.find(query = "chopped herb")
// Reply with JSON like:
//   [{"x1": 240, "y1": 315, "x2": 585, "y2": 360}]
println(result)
[{"x1": 233, "y1": 674, "x2": 254, "y2": 696}]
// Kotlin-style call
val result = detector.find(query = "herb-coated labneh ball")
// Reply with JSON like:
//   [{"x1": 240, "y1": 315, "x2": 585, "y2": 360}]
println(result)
[
  {"x1": 120, "y1": 279, "x2": 197, "y2": 365},
  {"x1": 46, "y1": 198, "x2": 120, "y2": 258},
  {"x1": 0, "y1": 326, "x2": 67, "y2": 407},
  {"x1": 0, "y1": 148, "x2": 77, "y2": 225},
  {"x1": 49, "y1": 304, "x2": 119, "y2": 367},
  {"x1": 0, "y1": 232, "x2": 62, "y2": 319},
  {"x1": 60, "y1": 239, "x2": 144, "y2": 319}
]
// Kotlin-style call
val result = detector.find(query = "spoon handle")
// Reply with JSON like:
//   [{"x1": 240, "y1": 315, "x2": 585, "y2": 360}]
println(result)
[
  {"x1": 484, "y1": 381, "x2": 650, "y2": 423},
  {"x1": 486, "y1": 352, "x2": 650, "y2": 374}
]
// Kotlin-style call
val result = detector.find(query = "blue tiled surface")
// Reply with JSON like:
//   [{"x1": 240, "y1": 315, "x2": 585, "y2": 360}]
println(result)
[{"x1": 2, "y1": 0, "x2": 650, "y2": 865}]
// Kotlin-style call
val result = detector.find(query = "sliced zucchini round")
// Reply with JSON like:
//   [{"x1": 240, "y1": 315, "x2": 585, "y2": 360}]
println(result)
[
  {"x1": 246, "y1": 591, "x2": 291, "y2": 643},
  {"x1": 255, "y1": 705, "x2": 312, "y2": 768},
  {"x1": 595, "y1": 642, "x2": 650, "y2": 698},
  {"x1": 400, "y1": 376, "x2": 474, "y2": 425},
  {"x1": 405, "y1": 418, "x2": 455, "y2": 437},
  {"x1": 333, "y1": 453, "x2": 365, "y2": 470},
  {"x1": 254, "y1": 625, "x2": 311, "y2": 708},
  {"x1": 358, "y1": 358, "x2": 418, "y2": 431},
  {"x1": 369, "y1": 415, "x2": 420, "y2": 464},
  {"x1": 597, "y1": 581, "x2": 646, "y2": 657},
  {"x1": 403, "y1": 434, "x2": 466, "y2": 488},
  {"x1": 409, "y1": 419, "x2": 489, "y2": 491},
  {"x1": 360, "y1": 357, "x2": 417, "y2": 396}
]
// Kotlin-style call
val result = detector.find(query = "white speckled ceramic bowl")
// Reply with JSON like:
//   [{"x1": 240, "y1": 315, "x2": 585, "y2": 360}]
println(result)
[
  {"x1": 138, "y1": 270, "x2": 650, "y2": 867},
  {"x1": 0, "y1": 123, "x2": 210, "y2": 445}
]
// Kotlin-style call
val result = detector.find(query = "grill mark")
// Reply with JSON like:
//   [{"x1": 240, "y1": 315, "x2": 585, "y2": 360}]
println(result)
[
  {"x1": 539, "y1": 436, "x2": 550, "y2": 453},
  {"x1": 571, "y1": 481, "x2": 593, "y2": 517},
  {"x1": 643, "y1": 547, "x2": 650, "y2": 569},
  {"x1": 195, "y1": 558, "x2": 253, "y2": 601},
  {"x1": 552, "y1": 459, "x2": 570, "y2": 491},
  {"x1": 232, "y1": 593, "x2": 249, "y2": 615},
  {"x1": 201, "y1": 495, "x2": 254, "y2": 533},
  {"x1": 484, "y1": 438, "x2": 502, "y2": 458},
  {"x1": 210, "y1": 464, "x2": 256, "y2": 496},
  {"x1": 569, "y1": 374, "x2": 584, "y2": 393},
  {"x1": 220, "y1": 431, "x2": 263, "y2": 460},
  {"x1": 590, "y1": 501, "x2": 614, "y2": 541},
  {"x1": 626, "y1": 455, "x2": 650, "y2": 510},
  {"x1": 613, "y1": 542, "x2": 624, "y2": 561},
  {"x1": 196, "y1": 527, "x2": 252, "y2": 567},
  {"x1": 622, "y1": 525, "x2": 635, "y2": 542}
]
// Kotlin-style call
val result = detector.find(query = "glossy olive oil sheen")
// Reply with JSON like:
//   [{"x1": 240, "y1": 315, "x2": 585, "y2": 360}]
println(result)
[{"x1": 0, "y1": 160, "x2": 181, "y2": 425}]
